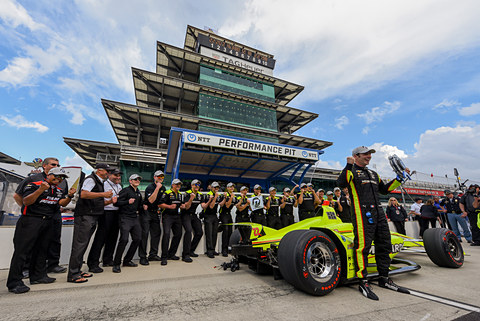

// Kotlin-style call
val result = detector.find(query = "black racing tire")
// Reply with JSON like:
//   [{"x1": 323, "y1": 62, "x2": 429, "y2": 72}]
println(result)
[
  {"x1": 423, "y1": 228, "x2": 464, "y2": 268},
  {"x1": 278, "y1": 230, "x2": 342, "y2": 296}
]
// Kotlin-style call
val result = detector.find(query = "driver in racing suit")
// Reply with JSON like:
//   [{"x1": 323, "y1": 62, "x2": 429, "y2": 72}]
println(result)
[{"x1": 337, "y1": 146, "x2": 410, "y2": 300}]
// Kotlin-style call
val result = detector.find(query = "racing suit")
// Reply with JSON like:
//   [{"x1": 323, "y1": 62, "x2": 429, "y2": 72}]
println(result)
[{"x1": 337, "y1": 163, "x2": 401, "y2": 279}]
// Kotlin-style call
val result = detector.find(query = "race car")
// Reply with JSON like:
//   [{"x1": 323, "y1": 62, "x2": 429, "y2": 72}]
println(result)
[{"x1": 228, "y1": 205, "x2": 464, "y2": 296}]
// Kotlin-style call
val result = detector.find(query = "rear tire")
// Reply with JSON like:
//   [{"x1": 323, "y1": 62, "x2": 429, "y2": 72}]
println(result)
[
  {"x1": 278, "y1": 230, "x2": 342, "y2": 296},
  {"x1": 423, "y1": 228, "x2": 463, "y2": 268}
]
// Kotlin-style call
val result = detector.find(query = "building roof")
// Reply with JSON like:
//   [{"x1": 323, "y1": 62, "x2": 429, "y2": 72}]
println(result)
[
  {"x1": 132, "y1": 66, "x2": 317, "y2": 134},
  {"x1": 0, "y1": 152, "x2": 21, "y2": 165},
  {"x1": 156, "y1": 41, "x2": 304, "y2": 107},
  {"x1": 101, "y1": 99, "x2": 332, "y2": 152}
]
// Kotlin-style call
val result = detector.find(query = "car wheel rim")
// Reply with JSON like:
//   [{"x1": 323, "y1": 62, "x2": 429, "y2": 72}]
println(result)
[
  {"x1": 447, "y1": 237, "x2": 461, "y2": 261},
  {"x1": 306, "y1": 241, "x2": 335, "y2": 282}
]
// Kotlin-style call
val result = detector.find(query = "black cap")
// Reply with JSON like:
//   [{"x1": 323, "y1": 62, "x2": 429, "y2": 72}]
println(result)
[
  {"x1": 96, "y1": 163, "x2": 110, "y2": 170},
  {"x1": 109, "y1": 168, "x2": 123, "y2": 175}
]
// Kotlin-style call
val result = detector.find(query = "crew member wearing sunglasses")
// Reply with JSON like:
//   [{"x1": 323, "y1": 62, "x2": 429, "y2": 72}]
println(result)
[{"x1": 7, "y1": 167, "x2": 74, "y2": 294}]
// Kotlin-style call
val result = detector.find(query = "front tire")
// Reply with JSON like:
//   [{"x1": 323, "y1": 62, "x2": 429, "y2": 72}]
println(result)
[
  {"x1": 423, "y1": 228, "x2": 463, "y2": 268},
  {"x1": 278, "y1": 230, "x2": 342, "y2": 296}
]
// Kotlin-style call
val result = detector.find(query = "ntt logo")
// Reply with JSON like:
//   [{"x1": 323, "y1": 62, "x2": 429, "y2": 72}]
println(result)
[
  {"x1": 302, "y1": 151, "x2": 308, "y2": 158},
  {"x1": 187, "y1": 134, "x2": 197, "y2": 142}
]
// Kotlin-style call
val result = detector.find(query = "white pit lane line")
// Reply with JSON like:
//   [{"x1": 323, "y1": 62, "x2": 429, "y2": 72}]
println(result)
[{"x1": 408, "y1": 289, "x2": 480, "y2": 313}]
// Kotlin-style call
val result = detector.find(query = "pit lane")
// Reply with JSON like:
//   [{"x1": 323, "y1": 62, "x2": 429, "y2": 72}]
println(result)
[{"x1": 0, "y1": 245, "x2": 479, "y2": 320}]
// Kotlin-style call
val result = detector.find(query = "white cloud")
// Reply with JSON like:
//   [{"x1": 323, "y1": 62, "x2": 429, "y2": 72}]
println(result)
[
  {"x1": 63, "y1": 152, "x2": 94, "y2": 173},
  {"x1": 433, "y1": 99, "x2": 460, "y2": 113},
  {"x1": 357, "y1": 101, "x2": 400, "y2": 134},
  {"x1": 0, "y1": 0, "x2": 42, "y2": 30},
  {"x1": 365, "y1": 125, "x2": 480, "y2": 182},
  {"x1": 315, "y1": 159, "x2": 342, "y2": 170},
  {"x1": 0, "y1": 114, "x2": 49, "y2": 132},
  {"x1": 54, "y1": 101, "x2": 109, "y2": 126},
  {"x1": 219, "y1": 1, "x2": 480, "y2": 101},
  {"x1": 334, "y1": 115, "x2": 349, "y2": 129},
  {"x1": 458, "y1": 102, "x2": 480, "y2": 116}
]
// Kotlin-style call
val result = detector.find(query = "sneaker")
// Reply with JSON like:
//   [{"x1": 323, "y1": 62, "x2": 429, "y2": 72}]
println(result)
[
  {"x1": 359, "y1": 280, "x2": 379, "y2": 300},
  {"x1": 112, "y1": 265, "x2": 121, "y2": 273},
  {"x1": 168, "y1": 255, "x2": 180, "y2": 261},
  {"x1": 9, "y1": 284, "x2": 30, "y2": 294},
  {"x1": 161, "y1": 259, "x2": 167, "y2": 266},
  {"x1": 88, "y1": 266, "x2": 104, "y2": 273},
  {"x1": 222, "y1": 252, "x2": 228, "y2": 257},
  {"x1": 213, "y1": 252, "x2": 220, "y2": 256},
  {"x1": 30, "y1": 276, "x2": 56, "y2": 284},
  {"x1": 140, "y1": 258, "x2": 149, "y2": 266},
  {"x1": 378, "y1": 277, "x2": 410, "y2": 294},
  {"x1": 207, "y1": 253, "x2": 215, "y2": 259},
  {"x1": 190, "y1": 252, "x2": 199, "y2": 257},
  {"x1": 182, "y1": 256, "x2": 193, "y2": 263}
]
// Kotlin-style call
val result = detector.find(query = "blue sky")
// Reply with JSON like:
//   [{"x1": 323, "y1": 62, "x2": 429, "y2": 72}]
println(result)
[{"x1": 1, "y1": 0, "x2": 480, "y2": 184}]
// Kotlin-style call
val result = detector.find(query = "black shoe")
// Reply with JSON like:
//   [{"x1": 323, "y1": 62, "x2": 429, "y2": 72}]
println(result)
[
  {"x1": 103, "y1": 261, "x2": 114, "y2": 267},
  {"x1": 47, "y1": 265, "x2": 67, "y2": 273},
  {"x1": 168, "y1": 255, "x2": 180, "y2": 260},
  {"x1": 161, "y1": 259, "x2": 167, "y2": 266},
  {"x1": 22, "y1": 270, "x2": 29, "y2": 279},
  {"x1": 378, "y1": 277, "x2": 410, "y2": 294},
  {"x1": 88, "y1": 266, "x2": 104, "y2": 273},
  {"x1": 112, "y1": 265, "x2": 121, "y2": 273},
  {"x1": 140, "y1": 258, "x2": 149, "y2": 266},
  {"x1": 190, "y1": 252, "x2": 199, "y2": 257},
  {"x1": 182, "y1": 256, "x2": 193, "y2": 263},
  {"x1": 467, "y1": 240, "x2": 473, "y2": 243},
  {"x1": 123, "y1": 261, "x2": 138, "y2": 267},
  {"x1": 9, "y1": 284, "x2": 30, "y2": 294},
  {"x1": 148, "y1": 255, "x2": 162, "y2": 261},
  {"x1": 207, "y1": 253, "x2": 215, "y2": 259},
  {"x1": 222, "y1": 252, "x2": 228, "y2": 257},
  {"x1": 30, "y1": 276, "x2": 56, "y2": 284},
  {"x1": 213, "y1": 252, "x2": 220, "y2": 256},
  {"x1": 359, "y1": 280, "x2": 379, "y2": 300},
  {"x1": 470, "y1": 242, "x2": 480, "y2": 246}
]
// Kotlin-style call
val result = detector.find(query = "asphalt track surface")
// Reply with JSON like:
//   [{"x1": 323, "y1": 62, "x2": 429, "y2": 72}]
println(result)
[{"x1": 0, "y1": 245, "x2": 479, "y2": 320}]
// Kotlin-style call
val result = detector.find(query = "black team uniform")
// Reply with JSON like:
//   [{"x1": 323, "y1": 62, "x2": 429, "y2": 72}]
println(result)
[
  {"x1": 235, "y1": 194, "x2": 250, "y2": 223},
  {"x1": 280, "y1": 195, "x2": 295, "y2": 227},
  {"x1": 67, "y1": 173, "x2": 105, "y2": 282},
  {"x1": 203, "y1": 191, "x2": 224, "y2": 257},
  {"x1": 15, "y1": 172, "x2": 68, "y2": 273},
  {"x1": 141, "y1": 183, "x2": 165, "y2": 261},
  {"x1": 386, "y1": 204, "x2": 408, "y2": 235},
  {"x1": 181, "y1": 189, "x2": 205, "y2": 259},
  {"x1": 113, "y1": 185, "x2": 143, "y2": 268},
  {"x1": 7, "y1": 180, "x2": 66, "y2": 292},
  {"x1": 297, "y1": 191, "x2": 315, "y2": 220},
  {"x1": 337, "y1": 194, "x2": 352, "y2": 223},
  {"x1": 266, "y1": 194, "x2": 282, "y2": 229},
  {"x1": 249, "y1": 194, "x2": 266, "y2": 226},
  {"x1": 337, "y1": 162, "x2": 408, "y2": 299},
  {"x1": 219, "y1": 192, "x2": 237, "y2": 256},
  {"x1": 159, "y1": 189, "x2": 184, "y2": 263}
]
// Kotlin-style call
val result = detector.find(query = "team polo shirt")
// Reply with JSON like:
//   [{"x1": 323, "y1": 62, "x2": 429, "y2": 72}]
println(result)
[
  {"x1": 22, "y1": 181, "x2": 66, "y2": 217},
  {"x1": 181, "y1": 190, "x2": 205, "y2": 215},
  {"x1": 266, "y1": 196, "x2": 280, "y2": 216},
  {"x1": 160, "y1": 189, "x2": 184, "y2": 215}
]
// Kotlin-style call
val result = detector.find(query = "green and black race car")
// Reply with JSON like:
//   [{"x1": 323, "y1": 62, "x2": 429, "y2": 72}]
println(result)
[{"x1": 229, "y1": 205, "x2": 464, "y2": 296}]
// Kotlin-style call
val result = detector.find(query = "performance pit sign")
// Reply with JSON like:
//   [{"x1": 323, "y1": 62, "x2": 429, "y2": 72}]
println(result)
[{"x1": 183, "y1": 131, "x2": 319, "y2": 161}]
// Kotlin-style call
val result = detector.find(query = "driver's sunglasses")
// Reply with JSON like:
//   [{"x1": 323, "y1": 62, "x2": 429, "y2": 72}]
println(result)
[
  {"x1": 132, "y1": 178, "x2": 141, "y2": 181},
  {"x1": 194, "y1": 183, "x2": 201, "y2": 186},
  {"x1": 50, "y1": 163, "x2": 60, "y2": 167},
  {"x1": 53, "y1": 175, "x2": 65, "y2": 181}
]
